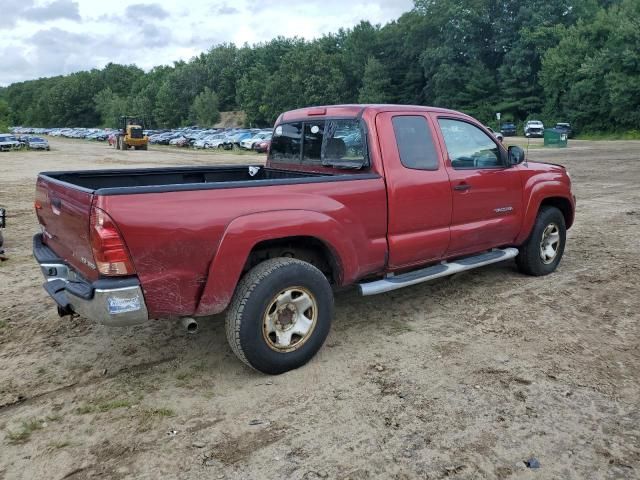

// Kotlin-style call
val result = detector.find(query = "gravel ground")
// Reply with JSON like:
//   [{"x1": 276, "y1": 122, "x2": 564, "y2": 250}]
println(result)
[{"x1": 0, "y1": 137, "x2": 638, "y2": 479}]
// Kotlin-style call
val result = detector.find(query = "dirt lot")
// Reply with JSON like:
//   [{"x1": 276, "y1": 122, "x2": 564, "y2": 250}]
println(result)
[{"x1": 0, "y1": 137, "x2": 638, "y2": 479}]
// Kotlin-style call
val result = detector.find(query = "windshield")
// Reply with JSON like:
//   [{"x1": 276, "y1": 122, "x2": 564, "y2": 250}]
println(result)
[{"x1": 269, "y1": 118, "x2": 367, "y2": 169}]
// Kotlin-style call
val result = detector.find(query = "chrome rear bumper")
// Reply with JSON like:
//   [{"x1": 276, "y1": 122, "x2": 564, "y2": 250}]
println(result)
[{"x1": 33, "y1": 234, "x2": 149, "y2": 326}]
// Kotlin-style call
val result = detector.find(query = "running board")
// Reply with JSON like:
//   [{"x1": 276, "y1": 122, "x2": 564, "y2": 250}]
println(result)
[{"x1": 358, "y1": 248, "x2": 519, "y2": 296}]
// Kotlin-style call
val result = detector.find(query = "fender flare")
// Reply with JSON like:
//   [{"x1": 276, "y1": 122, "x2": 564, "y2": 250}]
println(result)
[
  {"x1": 194, "y1": 210, "x2": 361, "y2": 316},
  {"x1": 515, "y1": 181, "x2": 575, "y2": 244}
]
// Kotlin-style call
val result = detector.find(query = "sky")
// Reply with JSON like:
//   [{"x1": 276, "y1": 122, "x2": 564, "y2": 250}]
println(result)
[{"x1": 0, "y1": 0, "x2": 414, "y2": 86}]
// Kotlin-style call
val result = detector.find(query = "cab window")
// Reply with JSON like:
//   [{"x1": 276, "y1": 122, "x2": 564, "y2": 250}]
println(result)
[
  {"x1": 392, "y1": 116, "x2": 439, "y2": 170},
  {"x1": 438, "y1": 119, "x2": 502, "y2": 169},
  {"x1": 270, "y1": 119, "x2": 367, "y2": 168}
]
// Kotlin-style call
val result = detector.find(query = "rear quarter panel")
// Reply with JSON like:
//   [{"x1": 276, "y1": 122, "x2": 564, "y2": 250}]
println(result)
[{"x1": 97, "y1": 177, "x2": 387, "y2": 318}]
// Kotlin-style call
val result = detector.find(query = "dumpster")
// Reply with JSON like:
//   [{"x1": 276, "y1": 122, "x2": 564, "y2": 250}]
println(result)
[{"x1": 544, "y1": 128, "x2": 568, "y2": 148}]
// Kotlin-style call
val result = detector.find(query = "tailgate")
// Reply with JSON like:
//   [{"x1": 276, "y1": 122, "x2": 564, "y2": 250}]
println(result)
[{"x1": 35, "y1": 175, "x2": 98, "y2": 281}]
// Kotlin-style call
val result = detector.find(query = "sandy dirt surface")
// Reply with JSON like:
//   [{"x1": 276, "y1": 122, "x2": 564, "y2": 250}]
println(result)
[{"x1": 0, "y1": 137, "x2": 638, "y2": 479}]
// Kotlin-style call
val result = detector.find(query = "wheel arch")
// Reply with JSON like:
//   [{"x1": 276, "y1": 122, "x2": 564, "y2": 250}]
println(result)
[
  {"x1": 516, "y1": 192, "x2": 575, "y2": 245},
  {"x1": 195, "y1": 210, "x2": 356, "y2": 316},
  {"x1": 540, "y1": 196, "x2": 574, "y2": 229},
  {"x1": 245, "y1": 235, "x2": 342, "y2": 285}
]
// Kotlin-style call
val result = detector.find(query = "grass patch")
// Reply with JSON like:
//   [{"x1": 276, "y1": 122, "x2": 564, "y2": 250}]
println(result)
[
  {"x1": 576, "y1": 130, "x2": 640, "y2": 140},
  {"x1": 6, "y1": 419, "x2": 44, "y2": 444},
  {"x1": 0, "y1": 320, "x2": 7, "y2": 329},
  {"x1": 75, "y1": 397, "x2": 138, "y2": 414},
  {"x1": 46, "y1": 413, "x2": 63, "y2": 422},
  {"x1": 48, "y1": 440, "x2": 71, "y2": 450},
  {"x1": 137, "y1": 407, "x2": 175, "y2": 432},
  {"x1": 175, "y1": 371, "x2": 195, "y2": 381}
]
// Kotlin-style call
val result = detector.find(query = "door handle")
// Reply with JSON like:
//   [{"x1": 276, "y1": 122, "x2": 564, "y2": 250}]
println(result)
[{"x1": 453, "y1": 183, "x2": 471, "y2": 191}]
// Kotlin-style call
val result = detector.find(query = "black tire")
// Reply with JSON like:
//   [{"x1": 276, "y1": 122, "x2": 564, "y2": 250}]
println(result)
[
  {"x1": 226, "y1": 258, "x2": 334, "y2": 375},
  {"x1": 516, "y1": 206, "x2": 566, "y2": 276}
]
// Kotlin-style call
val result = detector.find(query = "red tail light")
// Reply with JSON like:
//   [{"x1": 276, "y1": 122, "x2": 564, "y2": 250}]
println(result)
[{"x1": 90, "y1": 207, "x2": 135, "y2": 276}]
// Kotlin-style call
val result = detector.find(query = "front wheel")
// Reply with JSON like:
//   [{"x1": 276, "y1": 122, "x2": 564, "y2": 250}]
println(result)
[
  {"x1": 516, "y1": 206, "x2": 566, "y2": 276},
  {"x1": 226, "y1": 258, "x2": 334, "y2": 374}
]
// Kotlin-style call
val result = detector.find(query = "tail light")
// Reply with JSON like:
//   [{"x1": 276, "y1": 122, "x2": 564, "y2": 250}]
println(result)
[{"x1": 90, "y1": 207, "x2": 135, "y2": 276}]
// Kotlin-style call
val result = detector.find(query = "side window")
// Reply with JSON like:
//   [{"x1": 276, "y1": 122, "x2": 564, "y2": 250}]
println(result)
[
  {"x1": 438, "y1": 119, "x2": 502, "y2": 169},
  {"x1": 270, "y1": 123, "x2": 302, "y2": 162},
  {"x1": 392, "y1": 116, "x2": 439, "y2": 170}
]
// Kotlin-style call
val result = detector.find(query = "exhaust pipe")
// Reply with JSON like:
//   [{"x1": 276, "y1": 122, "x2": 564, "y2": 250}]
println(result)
[
  {"x1": 181, "y1": 317, "x2": 198, "y2": 334},
  {"x1": 57, "y1": 305, "x2": 74, "y2": 317}
]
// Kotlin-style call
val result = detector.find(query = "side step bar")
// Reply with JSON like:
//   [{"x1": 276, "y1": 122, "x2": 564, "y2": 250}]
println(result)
[{"x1": 358, "y1": 248, "x2": 519, "y2": 296}]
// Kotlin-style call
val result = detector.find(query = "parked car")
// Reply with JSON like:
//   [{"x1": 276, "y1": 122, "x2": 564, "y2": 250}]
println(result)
[
  {"x1": 486, "y1": 127, "x2": 504, "y2": 143},
  {"x1": 223, "y1": 130, "x2": 252, "y2": 149},
  {"x1": 525, "y1": 120, "x2": 544, "y2": 138},
  {"x1": 240, "y1": 131, "x2": 272, "y2": 150},
  {"x1": 500, "y1": 122, "x2": 517, "y2": 136},
  {"x1": 33, "y1": 104, "x2": 575, "y2": 374},
  {"x1": 0, "y1": 134, "x2": 22, "y2": 151},
  {"x1": 555, "y1": 123, "x2": 573, "y2": 138},
  {"x1": 27, "y1": 137, "x2": 50, "y2": 150},
  {"x1": 253, "y1": 138, "x2": 271, "y2": 153}
]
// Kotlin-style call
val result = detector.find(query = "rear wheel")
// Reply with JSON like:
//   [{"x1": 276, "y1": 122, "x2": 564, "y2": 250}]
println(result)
[
  {"x1": 516, "y1": 206, "x2": 566, "y2": 276},
  {"x1": 226, "y1": 258, "x2": 334, "y2": 374}
]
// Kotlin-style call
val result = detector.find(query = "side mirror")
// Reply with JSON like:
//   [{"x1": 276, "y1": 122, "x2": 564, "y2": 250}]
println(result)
[{"x1": 508, "y1": 145, "x2": 525, "y2": 166}]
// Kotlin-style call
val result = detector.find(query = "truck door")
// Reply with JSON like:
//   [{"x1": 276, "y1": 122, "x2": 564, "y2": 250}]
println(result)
[
  {"x1": 376, "y1": 112, "x2": 452, "y2": 268},
  {"x1": 431, "y1": 115, "x2": 523, "y2": 255}
]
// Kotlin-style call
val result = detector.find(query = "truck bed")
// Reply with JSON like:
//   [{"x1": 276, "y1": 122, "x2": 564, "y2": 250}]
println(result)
[{"x1": 40, "y1": 165, "x2": 340, "y2": 195}]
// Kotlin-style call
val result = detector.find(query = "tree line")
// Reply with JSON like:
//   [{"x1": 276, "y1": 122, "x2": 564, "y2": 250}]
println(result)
[{"x1": 1, "y1": 0, "x2": 638, "y2": 134}]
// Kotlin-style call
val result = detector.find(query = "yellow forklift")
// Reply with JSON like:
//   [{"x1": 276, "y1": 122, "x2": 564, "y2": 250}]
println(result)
[{"x1": 116, "y1": 116, "x2": 149, "y2": 150}]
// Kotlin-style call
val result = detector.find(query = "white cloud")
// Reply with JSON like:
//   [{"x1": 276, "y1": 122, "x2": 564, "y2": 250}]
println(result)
[{"x1": 0, "y1": 0, "x2": 413, "y2": 86}]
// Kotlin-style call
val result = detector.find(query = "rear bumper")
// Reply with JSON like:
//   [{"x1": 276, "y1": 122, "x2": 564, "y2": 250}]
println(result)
[{"x1": 33, "y1": 234, "x2": 149, "y2": 326}]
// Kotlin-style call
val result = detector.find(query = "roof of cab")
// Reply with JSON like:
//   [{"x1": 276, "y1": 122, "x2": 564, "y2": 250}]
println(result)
[{"x1": 277, "y1": 104, "x2": 470, "y2": 123}]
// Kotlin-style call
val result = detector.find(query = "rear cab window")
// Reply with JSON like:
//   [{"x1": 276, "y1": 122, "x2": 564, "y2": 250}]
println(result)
[{"x1": 269, "y1": 119, "x2": 367, "y2": 169}]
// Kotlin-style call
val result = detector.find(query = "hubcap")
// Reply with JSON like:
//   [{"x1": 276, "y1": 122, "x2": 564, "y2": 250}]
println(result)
[
  {"x1": 263, "y1": 287, "x2": 318, "y2": 352},
  {"x1": 539, "y1": 223, "x2": 561, "y2": 264}
]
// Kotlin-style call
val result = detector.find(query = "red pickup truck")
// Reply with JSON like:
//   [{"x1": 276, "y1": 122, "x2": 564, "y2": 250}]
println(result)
[{"x1": 34, "y1": 105, "x2": 575, "y2": 374}]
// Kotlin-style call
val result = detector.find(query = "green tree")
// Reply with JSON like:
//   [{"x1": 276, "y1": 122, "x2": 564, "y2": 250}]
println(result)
[
  {"x1": 358, "y1": 57, "x2": 391, "y2": 103},
  {"x1": 540, "y1": 0, "x2": 640, "y2": 132},
  {"x1": 94, "y1": 88, "x2": 128, "y2": 127},
  {"x1": 0, "y1": 98, "x2": 10, "y2": 132},
  {"x1": 190, "y1": 87, "x2": 221, "y2": 126}
]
